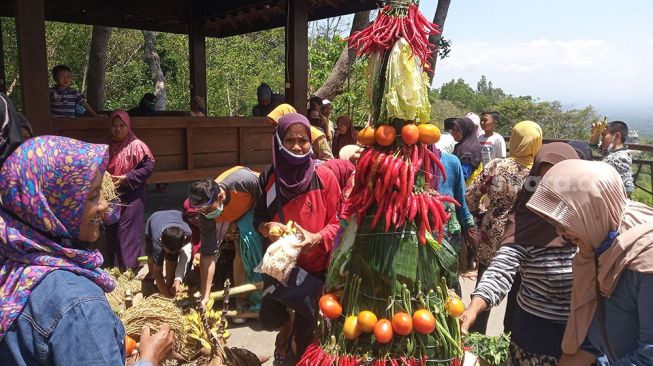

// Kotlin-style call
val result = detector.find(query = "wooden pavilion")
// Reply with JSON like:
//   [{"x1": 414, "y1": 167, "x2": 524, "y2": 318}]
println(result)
[{"x1": 0, "y1": 0, "x2": 379, "y2": 182}]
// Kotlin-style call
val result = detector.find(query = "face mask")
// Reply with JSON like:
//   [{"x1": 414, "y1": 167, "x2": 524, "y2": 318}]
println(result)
[
  {"x1": 202, "y1": 201, "x2": 224, "y2": 219},
  {"x1": 276, "y1": 133, "x2": 312, "y2": 160}
]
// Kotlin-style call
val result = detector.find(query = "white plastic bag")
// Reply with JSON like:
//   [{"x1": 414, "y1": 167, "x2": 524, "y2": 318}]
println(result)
[{"x1": 255, "y1": 234, "x2": 302, "y2": 284}]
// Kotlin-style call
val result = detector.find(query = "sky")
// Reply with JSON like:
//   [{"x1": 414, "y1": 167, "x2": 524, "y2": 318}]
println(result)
[{"x1": 418, "y1": 0, "x2": 653, "y2": 119}]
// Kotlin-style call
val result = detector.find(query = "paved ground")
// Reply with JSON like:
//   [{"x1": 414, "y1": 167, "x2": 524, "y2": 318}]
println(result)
[{"x1": 140, "y1": 183, "x2": 507, "y2": 364}]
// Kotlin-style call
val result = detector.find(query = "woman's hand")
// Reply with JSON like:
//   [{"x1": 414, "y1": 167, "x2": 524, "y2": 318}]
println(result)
[
  {"x1": 260, "y1": 222, "x2": 288, "y2": 241},
  {"x1": 171, "y1": 280, "x2": 182, "y2": 296},
  {"x1": 138, "y1": 324, "x2": 174, "y2": 365},
  {"x1": 293, "y1": 223, "x2": 322, "y2": 249},
  {"x1": 459, "y1": 296, "x2": 488, "y2": 335},
  {"x1": 111, "y1": 175, "x2": 127, "y2": 186}
]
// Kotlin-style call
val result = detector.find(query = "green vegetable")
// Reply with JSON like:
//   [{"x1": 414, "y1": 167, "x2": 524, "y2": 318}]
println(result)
[{"x1": 464, "y1": 332, "x2": 511, "y2": 366}]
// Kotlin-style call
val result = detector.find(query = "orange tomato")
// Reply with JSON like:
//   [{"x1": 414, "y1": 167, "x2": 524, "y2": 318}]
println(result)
[
  {"x1": 445, "y1": 297, "x2": 465, "y2": 318},
  {"x1": 401, "y1": 124, "x2": 420, "y2": 145},
  {"x1": 412, "y1": 309, "x2": 436, "y2": 334},
  {"x1": 357, "y1": 310, "x2": 378, "y2": 333},
  {"x1": 373, "y1": 319, "x2": 394, "y2": 344},
  {"x1": 418, "y1": 124, "x2": 441, "y2": 144},
  {"x1": 319, "y1": 295, "x2": 343, "y2": 319},
  {"x1": 343, "y1": 315, "x2": 362, "y2": 340},
  {"x1": 375, "y1": 125, "x2": 397, "y2": 146},
  {"x1": 357, "y1": 126, "x2": 377, "y2": 146},
  {"x1": 125, "y1": 335, "x2": 137, "y2": 355},
  {"x1": 391, "y1": 312, "x2": 413, "y2": 336}
]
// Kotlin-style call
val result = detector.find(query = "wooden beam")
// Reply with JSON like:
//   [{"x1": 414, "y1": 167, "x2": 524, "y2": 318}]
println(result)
[
  {"x1": 285, "y1": 0, "x2": 308, "y2": 114},
  {"x1": 15, "y1": 0, "x2": 51, "y2": 134},
  {"x1": 188, "y1": 0, "x2": 207, "y2": 103}
]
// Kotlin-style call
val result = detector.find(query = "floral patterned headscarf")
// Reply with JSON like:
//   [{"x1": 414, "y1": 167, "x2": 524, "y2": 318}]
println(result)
[{"x1": 0, "y1": 135, "x2": 115, "y2": 340}]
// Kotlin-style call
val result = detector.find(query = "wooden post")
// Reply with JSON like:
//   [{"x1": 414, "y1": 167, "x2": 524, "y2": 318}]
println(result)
[
  {"x1": 189, "y1": 0, "x2": 207, "y2": 107},
  {"x1": 15, "y1": 0, "x2": 51, "y2": 134},
  {"x1": 285, "y1": 0, "x2": 308, "y2": 115},
  {"x1": 0, "y1": 19, "x2": 7, "y2": 94}
]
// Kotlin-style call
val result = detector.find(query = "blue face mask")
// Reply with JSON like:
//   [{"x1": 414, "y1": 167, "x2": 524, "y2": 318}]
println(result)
[{"x1": 202, "y1": 201, "x2": 223, "y2": 219}]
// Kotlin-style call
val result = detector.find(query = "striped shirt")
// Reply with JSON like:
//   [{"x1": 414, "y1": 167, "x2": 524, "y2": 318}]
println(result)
[
  {"x1": 472, "y1": 244, "x2": 576, "y2": 322},
  {"x1": 49, "y1": 86, "x2": 84, "y2": 117}
]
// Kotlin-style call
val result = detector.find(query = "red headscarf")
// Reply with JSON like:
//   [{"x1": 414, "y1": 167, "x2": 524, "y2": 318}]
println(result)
[{"x1": 107, "y1": 109, "x2": 155, "y2": 176}]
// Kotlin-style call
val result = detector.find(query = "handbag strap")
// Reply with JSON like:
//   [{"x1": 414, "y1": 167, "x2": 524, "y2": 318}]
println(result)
[{"x1": 594, "y1": 254, "x2": 617, "y2": 361}]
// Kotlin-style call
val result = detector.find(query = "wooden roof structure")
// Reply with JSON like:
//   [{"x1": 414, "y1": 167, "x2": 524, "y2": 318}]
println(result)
[{"x1": 0, "y1": 0, "x2": 380, "y2": 38}]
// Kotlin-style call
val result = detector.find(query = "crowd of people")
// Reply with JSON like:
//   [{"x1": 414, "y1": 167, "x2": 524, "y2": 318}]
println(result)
[{"x1": 0, "y1": 64, "x2": 650, "y2": 366}]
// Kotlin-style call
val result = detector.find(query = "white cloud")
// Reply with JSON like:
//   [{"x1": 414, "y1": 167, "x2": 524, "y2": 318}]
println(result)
[{"x1": 433, "y1": 38, "x2": 653, "y2": 110}]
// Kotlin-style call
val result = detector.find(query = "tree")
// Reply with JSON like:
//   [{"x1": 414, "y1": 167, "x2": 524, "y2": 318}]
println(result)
[
  {"x1": 427, "y1": 0, "x2": 451, "y2": 83},
  {"x1": 313, "y1": 10, "x2": 370, "y2": 101},
  {"x1": 142, "y1": 31, "x2": 167, "y2": 110},
  {"x1": 439, "y1": 78, "x2": 475, "y2": 110},
  {"x1": 85, "y1": 26, "x2": 112, "y2": 111}
]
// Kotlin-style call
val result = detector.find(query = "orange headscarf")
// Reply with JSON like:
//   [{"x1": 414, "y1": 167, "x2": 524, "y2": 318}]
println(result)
[{"x1": 527, "y1": 160, "x2": 653, "y2": 354}]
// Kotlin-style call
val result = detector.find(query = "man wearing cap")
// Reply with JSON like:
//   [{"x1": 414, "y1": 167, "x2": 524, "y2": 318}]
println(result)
[
  {"x1": 321, "y1": 99, "x2": 334, "y2": 140},
  {"x1": 187, "y1": 166, "x2": 263, "y2": 310}
]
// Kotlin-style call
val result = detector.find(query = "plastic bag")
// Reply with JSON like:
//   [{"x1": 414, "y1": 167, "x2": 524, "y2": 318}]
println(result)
[{"x1": 255, "y1": 233, "x2": 302, "y2": 284}]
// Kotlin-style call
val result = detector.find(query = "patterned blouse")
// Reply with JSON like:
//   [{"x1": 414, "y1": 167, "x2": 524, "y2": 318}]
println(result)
[{"x1": 466, "y1": 158, "x2": 531, "y2": 266}]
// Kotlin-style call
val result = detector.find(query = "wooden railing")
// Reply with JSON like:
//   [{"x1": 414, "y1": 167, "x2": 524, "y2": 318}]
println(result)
[{"x1": 53, "y1": 116, "x2": 274, "y2": 183}]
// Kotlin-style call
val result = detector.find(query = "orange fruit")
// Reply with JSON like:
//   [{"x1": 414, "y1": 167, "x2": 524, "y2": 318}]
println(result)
[
  {"x1": 418, "y1": 124, "x2": 441, "y2": 144},
  {"x1": 125, "y1": 335, "x2": 137, "y2": 355},
  {"x1": 412, "y1": 309, "x2": 436, "y2": 334},
  {"x1": 319, "y1": 295, "x2": 343, "y2": 320},
  {"x1": 357, "y1": 310, "x2": 378, "y2": 333},
  {"x1": 391, "y1": 312, "x2": 413, "y2": 336},
  {"x1": 401, "y1": 124, "x2": 420, "y2": 145},
  {"x1": 343, "y1": 315, "x2": 362, "y2": 340},
  {"x1": 375, "y1": 125, "x2": 397, "y2": 146},
  {"x1": 357, "y1": 126, "x2": 376, "y2": 146},
  {"x1": 445, "y1": 297, "x2": 465, "y2": 318},
  {"x1": 373, "y1": 319, "x2": 394, "y2": 344}
]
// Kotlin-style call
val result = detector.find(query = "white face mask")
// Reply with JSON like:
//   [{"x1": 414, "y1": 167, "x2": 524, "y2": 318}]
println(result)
[{"x1": 275, "y1": 133, "x2": 312, "y2": 159}]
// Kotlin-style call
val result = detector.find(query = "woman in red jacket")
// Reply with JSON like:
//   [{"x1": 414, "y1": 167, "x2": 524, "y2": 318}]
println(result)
[{"x1": 253, "y1": 112, "x2": 340, "y2": 365}]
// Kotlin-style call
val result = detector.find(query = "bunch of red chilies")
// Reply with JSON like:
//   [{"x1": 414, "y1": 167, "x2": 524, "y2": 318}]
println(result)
[
  {"x1": 298, "y1": 343, "x2": 432, "y2": 366},
  {"x1": 346, "y1": 3, "x2": 440, "y2": 69},
  {"x1": 345, "y1": 144, "x2": 459, "y2": 246}
]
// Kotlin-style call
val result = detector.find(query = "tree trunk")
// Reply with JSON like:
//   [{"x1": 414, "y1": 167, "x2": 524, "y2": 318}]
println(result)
[
  {"x1": 427, "y1": 0, "x2": 451, "y2": 84},
  {"x1": 85, "y1": 26, "x2": 112, "y2": 111},
  {"x1": 314, "y1": 10, "x2": 370, "y2": 101},
  {"x1": 142, "y1": 30, "x2": 167, "y2": 110}
]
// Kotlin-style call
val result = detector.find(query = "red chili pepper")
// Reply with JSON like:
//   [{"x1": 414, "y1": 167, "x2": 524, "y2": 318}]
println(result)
[
  {"x1": 426, "y1": 147, "x2": 447, "y2": 182},
  {"x1": 423, "y1": 145, "x2": 432, "y2": 186},
  {"x1": 408, "y1": 194, "x2": 419, "y2": 223},
  {"x1": 399, "y1": 161, "x2": 408, "y2": 206},
  {"x1": 368, "y1": 152, "x2": 386, "y2": 191},
  {"x1": 438, "y1": 195, "x2": 460, "y2": 207},
  {"x1": 419, "y1": 194, "x2": 432, "y2": 235},
  {"x1": 372, "y1": 195, "x2": 388, "y2": 230},
  {"x1": 385, "y1": 191, "x2": 397, "y2": 233},
  {"x1": 407, "y1": 165, "x2": 415, "y2": 200}
]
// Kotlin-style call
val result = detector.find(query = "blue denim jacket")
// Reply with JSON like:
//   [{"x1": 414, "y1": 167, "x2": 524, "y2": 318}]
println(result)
[{"x1": 0, "y1": 270, "x2": 152, "y2": 366}]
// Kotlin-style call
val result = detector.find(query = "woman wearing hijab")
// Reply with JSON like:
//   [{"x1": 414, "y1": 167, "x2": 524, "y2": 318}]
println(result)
[
  {"x1": 331, "y1": 115, "x2": 357, "y2": 159},
  {"x1": 465, "y1": 120, "x2": 543, "y2": 334},
  {"x1": 527, "y1": 160, "x2": 653, "y2": 366},
  {"x1": 451, "y1": 117, "x2": 483, "y2": 185},
  {"x1": 461, "y1": 143, "x2": 579, "y2": 365},
  {"x1": 106, "y1": 109, "x2": 155, "y2": 269},
  {"x1": 568, "y1": 140, "x2": 593, "y2": 161},
  {"x1": 0, "y1": 136, "x2": 173, "y2": 365},
  {"x1": 253, "y1": 113, "x2": 340, "y2": 365},
  {"x1": 252, "y1": 83, "x2": 279, "y2": 117},
  {"x1": 267, "y1": 103, "x2": 334, "y2": 161}
]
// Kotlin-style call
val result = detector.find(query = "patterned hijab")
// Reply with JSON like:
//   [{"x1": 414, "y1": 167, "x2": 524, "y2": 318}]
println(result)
[
  {"x1": 527, "y1": 160, "x2": 653, "y2": 353},
  {"x1": 0, "y1": 136, "x2": 115, "y2": 340},
  {"x1": 509, "y1": 121, "x2": 542, "y2": 169},
  {"x1": 108, "y1": 109, "x2": 155, "y2": 176}
]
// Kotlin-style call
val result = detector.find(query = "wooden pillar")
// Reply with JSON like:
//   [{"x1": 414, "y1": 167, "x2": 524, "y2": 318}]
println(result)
[
  {"x1": 285, "y1": 0, "x2": 308, "y2": 115},
  {"x1": 0, "y1": 19, "x2": 7, "y2": 94},
  {"x1": 15, "y1": 0, "x2": 51, "y2": 134},
  {"x1": 189, "y1": 0, "x2": 207, "y2": 106}
]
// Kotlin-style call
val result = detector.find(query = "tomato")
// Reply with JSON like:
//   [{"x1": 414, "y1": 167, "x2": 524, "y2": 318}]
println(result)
[
  {"x1": 418, "y1": 124, "x2": 441, "y2": 144},
  {"x1": 412, "y1": 309, "x2": 436, "y2": 334},
  {"x1": 357, "y1": 126, "x2": 377, "y2": 146},
  {"x1": 343, "y1": 315, "x2": 362, "y2": 340},
  {"x1": 373, "y1": 319, "x2": 394, "y2": 344},
  {"x1": 357, "y1": 310, "x2": 378, "y2": 333},
  {"x1": 401, "y1": 124, "x2": 420, "y2": 145},
  {"x1": 445, "y1": 297, "x2": 465, "y2": 318},
  {"x1": 391, "y1": 312, "x2": 413, "y2": 336},
  {"x1": 319, "y1": 295, "x2": 343, "y2": 319},
  {"x1": 125, "y1": 335, "x2": 137, "y2": 355},
  {"x1": 375, "y1": 125, "x2": 397, "y2": 146}
]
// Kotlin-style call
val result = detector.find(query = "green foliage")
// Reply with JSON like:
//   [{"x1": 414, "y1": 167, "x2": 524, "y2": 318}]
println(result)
[
  {"x1": 435, "y1": 76, "x2": 596, "y2": 140},
  {"x1": 464, "y1": 332, "x2": 511, "y2": 366}
]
